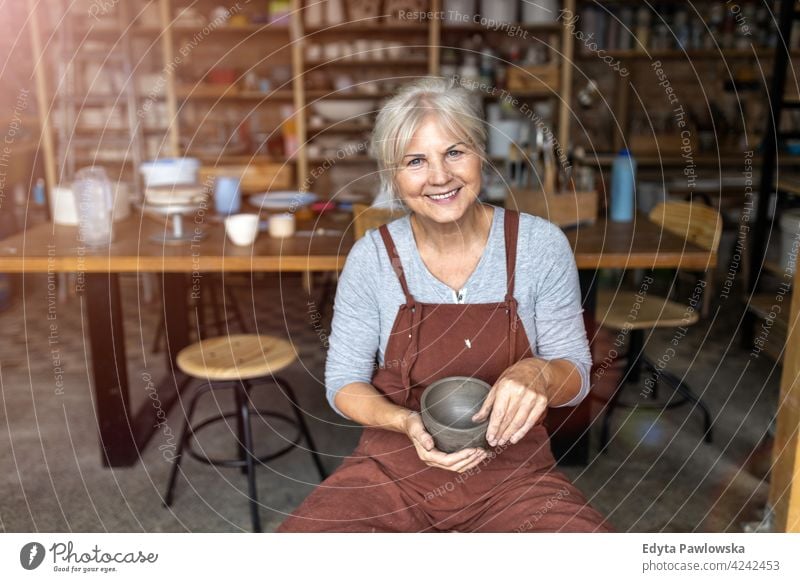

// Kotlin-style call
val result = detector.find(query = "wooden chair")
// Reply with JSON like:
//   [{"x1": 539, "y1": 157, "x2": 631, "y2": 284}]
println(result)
[
  {"x1": 650, "y1": 200, "x2": 722, "y2": 317},
  {"x1": 352, "y1": 203, "x2": 407, "y2": 240},
  {"x1": 163, "y1": 334, "x2": 327, "y2": 532},
  {"x1": 595, "y1": 201, "x2": 722, "y2": 451}
]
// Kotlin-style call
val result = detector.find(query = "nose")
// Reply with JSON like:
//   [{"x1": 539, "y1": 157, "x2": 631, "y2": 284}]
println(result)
[{"x1": 426, "y1": 158, "x2": 451, "y2": 186}]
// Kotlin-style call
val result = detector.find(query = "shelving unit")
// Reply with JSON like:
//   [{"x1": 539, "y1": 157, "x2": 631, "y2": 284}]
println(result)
[
  {"x1": 571, "y1": 0, "x2": 784, "y2": 158},
  {"x1": 29, "y1": 0, "x2": 579, "y2": 198}
]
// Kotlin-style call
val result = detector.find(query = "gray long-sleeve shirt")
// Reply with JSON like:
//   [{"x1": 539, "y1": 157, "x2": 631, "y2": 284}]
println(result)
[{"x1": 325, "y1": 207, "x2": 592, "y2": 418}]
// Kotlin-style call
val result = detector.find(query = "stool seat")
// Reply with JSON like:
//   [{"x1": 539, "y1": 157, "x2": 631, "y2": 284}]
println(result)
[
  {"x1": 596, "y1": 290, "x2": 700, "y2": 331},
  {"x1": 176, "y1": 334, "x2": 296, "y2": 381}
]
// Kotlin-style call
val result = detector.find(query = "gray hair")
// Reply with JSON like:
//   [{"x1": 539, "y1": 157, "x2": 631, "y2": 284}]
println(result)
[{"x1": 369, "y1": 77, "x2": 486, "y2": 206}]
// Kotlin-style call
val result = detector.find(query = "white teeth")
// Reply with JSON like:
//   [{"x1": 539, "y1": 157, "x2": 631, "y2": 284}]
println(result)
[{"x1": 428, "y1": 188, "x2": 459, "y2": 200}]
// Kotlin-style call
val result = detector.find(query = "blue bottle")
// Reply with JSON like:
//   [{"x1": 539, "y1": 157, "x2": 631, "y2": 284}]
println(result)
[{"x1": 610, "y1": 149, "x2": 636, "y2": 222}]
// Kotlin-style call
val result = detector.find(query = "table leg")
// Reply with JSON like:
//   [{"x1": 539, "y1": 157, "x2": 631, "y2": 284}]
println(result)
[
  {"x1": 162, "y1": 273, "x2": 191, "y2": 366},
  {"x1": 86, "y1": 273, "x2": 138, "y2": 467},
  {"x1": 547, "y1": 269, "x2": 596, "y2": 466},
  {"x1": 85, "y1": 273, "x2": 192, "y2": 468}
]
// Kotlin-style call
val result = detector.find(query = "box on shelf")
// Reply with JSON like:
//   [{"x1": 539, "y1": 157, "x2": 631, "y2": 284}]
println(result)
[
  {"x1": 507, "y1": 66, "x2": 560, "y2": 94},
  {"x1": 199, "y1": 163, "x2": 294, "y2": 194}
]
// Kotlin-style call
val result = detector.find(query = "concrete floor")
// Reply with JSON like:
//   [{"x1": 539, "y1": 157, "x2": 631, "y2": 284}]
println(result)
[{"x1": 0, "y1": 229, "x2": 780, "y2": 532}]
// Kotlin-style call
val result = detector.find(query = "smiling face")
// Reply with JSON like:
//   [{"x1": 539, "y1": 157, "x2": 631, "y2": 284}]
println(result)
[{"x1": 393, "y1": 115, "x2": 482, "y2": 224}]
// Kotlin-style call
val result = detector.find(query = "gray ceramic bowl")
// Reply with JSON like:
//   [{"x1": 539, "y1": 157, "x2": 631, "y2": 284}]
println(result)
[{"x1": 420, "y1": 376, "x2": 491, "y2": 453}]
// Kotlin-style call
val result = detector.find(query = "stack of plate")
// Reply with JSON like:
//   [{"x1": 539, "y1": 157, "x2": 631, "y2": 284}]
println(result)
[{"x1": 145, "y1": 184, "x2": 207, "y2": 207}]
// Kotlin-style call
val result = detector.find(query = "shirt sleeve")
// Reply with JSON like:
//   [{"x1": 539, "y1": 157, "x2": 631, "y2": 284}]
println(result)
[
  {"x1": 324, "y1": 234, "x2": 382, "y2": 418},
  {"x1": 530, "y1": 220, "x2": 593, "y2": 407}
]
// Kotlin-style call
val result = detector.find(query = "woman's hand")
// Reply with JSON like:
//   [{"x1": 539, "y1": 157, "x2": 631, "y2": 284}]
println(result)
[
  {"x1": 472, "y1": 358, "x2": 552, "y2": 447},
  {"x1": 402, "y1": 411, "x2": 487, "y2": 473}
]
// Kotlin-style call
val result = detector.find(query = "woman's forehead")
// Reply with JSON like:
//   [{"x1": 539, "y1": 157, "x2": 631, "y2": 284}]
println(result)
[{"x1": 404, "y1": 117, "x2": 465, "y2": 149}]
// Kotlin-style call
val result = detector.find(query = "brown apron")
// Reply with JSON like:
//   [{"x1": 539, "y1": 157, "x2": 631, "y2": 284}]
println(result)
[{"x1": 278, "y1": 210, "x2": 612, "y2": 532}]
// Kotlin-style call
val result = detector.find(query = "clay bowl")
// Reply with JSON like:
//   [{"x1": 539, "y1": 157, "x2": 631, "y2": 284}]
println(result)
[{"x1": 420, "y1": 376, "x2": 491, "y2": 453}]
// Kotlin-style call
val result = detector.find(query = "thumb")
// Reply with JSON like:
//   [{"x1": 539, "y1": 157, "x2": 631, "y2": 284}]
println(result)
[
  {"x1": 472, "y1": 389, "x2": 496, "y2": 422},
  {"x1": 409, "y1": 416, "x2": 435, "y2": 450}
]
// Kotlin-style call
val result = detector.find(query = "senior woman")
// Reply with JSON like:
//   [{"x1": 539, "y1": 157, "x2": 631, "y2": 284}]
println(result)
[{"x1": 278, "y1": 77, "x2": 611, "y2": 533}]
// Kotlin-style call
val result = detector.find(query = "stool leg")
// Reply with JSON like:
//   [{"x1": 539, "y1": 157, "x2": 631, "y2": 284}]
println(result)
[
  {"x1": 224, "y1": 284, "x2": 248, "y2": 334},
  {"x1": 600, "y1": 330, "x2": 644, "y2": 453},
  {"x1": 235, "y1": 381, "x2": 249, "y2": 474},
  {"x1": 599, "y1": 378, "x2": 625, "y2": 454},
  {"x1": 163, "y1": 383, "x2": 211, "y2": 507},
  {"x1": 151, "y1": 314, "x2": 165, "y2": 354},
  {"x1": 276, "y1": 378, "x2": 328, "y2": 480},
  {"x1": 657, "y1": 367, "x2": 714, "y2": 443},
  {"x1": 235, "y1": 384, "x2": 262, "y2": 533},
  {"x1": 208, "y1": 277, "x2": 225, "y2": 337}
]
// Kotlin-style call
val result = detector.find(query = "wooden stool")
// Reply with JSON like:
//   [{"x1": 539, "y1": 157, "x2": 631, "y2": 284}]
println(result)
[
  {"x1": 163, "y1": 334, "x2": 327, "y2": 532},
  {"x1": 595, "y1": 289, "x2": 713, "y2": 452}
]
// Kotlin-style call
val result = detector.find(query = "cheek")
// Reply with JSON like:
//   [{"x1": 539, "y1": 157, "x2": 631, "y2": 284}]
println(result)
[
  {"x1": 395, "y1": 171, "x2": 425, "y2": 197},
  {"x1": 454, "y1": 156, "x2": 482, "y2": 178}
]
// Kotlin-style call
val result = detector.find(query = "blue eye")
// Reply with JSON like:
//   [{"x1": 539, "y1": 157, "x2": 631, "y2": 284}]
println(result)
[
  {"x1": 407, "y1": 158, "x2": 423, "y2": 167},
  {"x1": 447, "y1": 150, "x2": 463, "y2": 159}
]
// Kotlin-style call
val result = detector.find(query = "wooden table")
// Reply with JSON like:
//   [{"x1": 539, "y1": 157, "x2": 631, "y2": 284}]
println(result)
[
  {"x1": 0, "y1": 212, "x2": 715, "y2": 467},
  {"x1": 555, "y1": 216, "x2": 717, "y2": 463},
  {"x1": 0, "y1": 213, "x2": 350, "y2": 467}
]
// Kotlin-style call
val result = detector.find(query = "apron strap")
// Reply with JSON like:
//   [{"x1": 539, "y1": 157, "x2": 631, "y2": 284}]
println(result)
[
  {"x1": 504, "y1": 209, "x2": 521, "y2": 301},
  {"x1": 378, "y1": 223, "x2": 414, "y2": 306}
]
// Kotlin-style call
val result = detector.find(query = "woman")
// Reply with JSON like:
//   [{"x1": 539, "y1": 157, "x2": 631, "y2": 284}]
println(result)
[{"x1": 278, "y1": 77, "x2": 611, "y2": 532}]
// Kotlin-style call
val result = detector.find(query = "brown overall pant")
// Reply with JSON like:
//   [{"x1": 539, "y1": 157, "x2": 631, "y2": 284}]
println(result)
[{"x1": 278, "y1": 210, "x2": 612, "y2": 532}]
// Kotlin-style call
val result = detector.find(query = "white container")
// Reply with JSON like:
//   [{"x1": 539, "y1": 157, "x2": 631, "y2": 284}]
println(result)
[
  {"x1": 480, "y1": 0, "x2": 516, "y2": 23},
  {"x1": 487, "y1": 120, "x2": 522, "y2": 157},
  {"x1": 269, "y1": 213, "x2": 296, "y2": 238},
  {"x1": 445, "y1": 0, "x2": 475, "y2": 25},
  {"x1": 140, "y1": 158, "x2": 200, "y2": 188},
  {"x1": 224, "y1": 213, "x2": 260, "y2": 246},
  {"x1": 780, "y1": 209, "x2": 800, "y2": 275},
  {"x1": 522, "y1": 0, "x2": 559, "y2": 24},
  {"x1": 51, "y1": 182, "x2": 130, "y2": 225}
]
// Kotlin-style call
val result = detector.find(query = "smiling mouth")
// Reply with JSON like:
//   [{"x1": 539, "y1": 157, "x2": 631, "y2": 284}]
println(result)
[{"x1": 425, "y1": 187, "x2": 461, "y2": 201}]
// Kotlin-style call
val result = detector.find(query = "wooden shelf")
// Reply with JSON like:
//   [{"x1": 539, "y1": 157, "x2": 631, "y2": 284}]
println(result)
[
  {"x1": 589, "y1": 152, "x2": 763, "y2": 166},
  {"x1": 0, "y1": 114, "x2": 40, "y2": 127},
  {"x1": 6, "y1": 140, "x2": 40, "y2": 154},
  {"x1": 184, "y1": 153, "x2": 297, "y2": 166},
  {"x1": 777, "y1": 175, "x2": 800, "y2": 196},
  {"x1": 308, "y1": 155, "x2": 374, "y2": 164},
  {"x1": 304, "y1": 59, "x2": 429, "y2": 68},
  {"x1": 308, "y1": 122, "x2": 372, "y2": 135},
  {"x1": 175, "y1": 85, "x2": 294, "y2": 100},
  {"x1": 764, "y1": 259, "x2": 787, "y2": 278},
  {"x1": 576, "y1": 48, "x2": 795, "y2": 60},
  {"x1": 304, "y1": 24, "x2": 429, "y2": 35},
  {"x1": 441, "y1": 22, "x2": 561, "y2": 33},
  {"x1": 305, "y1": 90, "x2": 390, "y2": 100}
]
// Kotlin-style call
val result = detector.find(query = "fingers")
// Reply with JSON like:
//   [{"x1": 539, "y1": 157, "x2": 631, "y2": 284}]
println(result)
[
  {"x1": 486, "y1": 390, "x2": 510, "y2": 446},
  {"x1": 509, "y1": 400, "x2": 546, "y2": 445},
  {"x1": 420, "y1": 446, "x2": 478, "y2": 469},
  {"x1": 472, "y1": 389, "x2": 496, "y2": 422},
  {"x1": 456, "y1": 449, "x2": 488, "y2": 473},
  {"x1": 496, "y1": 393, "x2": 542, "y2": 445}
]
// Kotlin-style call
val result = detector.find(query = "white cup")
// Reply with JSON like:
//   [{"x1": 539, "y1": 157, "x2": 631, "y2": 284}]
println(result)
[
  {"x1": 224, "y1": 213, "x2": 260, "y2": 246},
  {"x1": 269, "y1": 213, "x2": 296, "y2": 238}
]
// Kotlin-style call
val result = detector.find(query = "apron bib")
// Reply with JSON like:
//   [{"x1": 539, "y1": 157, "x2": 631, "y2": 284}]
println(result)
[{"x1": 354, "y1": 210, "x2": 557, "y2": 513}]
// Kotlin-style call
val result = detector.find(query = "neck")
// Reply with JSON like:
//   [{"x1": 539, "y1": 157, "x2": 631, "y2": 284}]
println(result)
[{"x1": 411, "y1": 202, "x2": 493, "y2": 254}]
